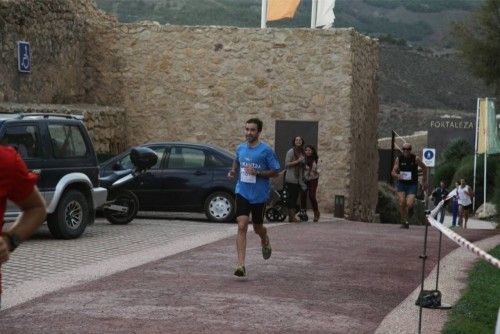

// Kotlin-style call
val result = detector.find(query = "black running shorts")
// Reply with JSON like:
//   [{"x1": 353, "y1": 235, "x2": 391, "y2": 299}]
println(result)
[{"x1": 235, "y1": 194, "x2": 266, "y2": 224}]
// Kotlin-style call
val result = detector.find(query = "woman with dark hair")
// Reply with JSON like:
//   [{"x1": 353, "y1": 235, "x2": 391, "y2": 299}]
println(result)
[
  {"x1": 304, "y1": 145, "x2": 320, "y2": 222},
  {"x1": 284, "y1": 136, "x2": 306, "y2": 222}
]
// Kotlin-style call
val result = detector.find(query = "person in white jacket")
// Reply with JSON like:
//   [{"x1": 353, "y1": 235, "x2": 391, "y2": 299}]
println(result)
[{"x1": 457, "y1": 178, "x2": 474, "y2": 229}]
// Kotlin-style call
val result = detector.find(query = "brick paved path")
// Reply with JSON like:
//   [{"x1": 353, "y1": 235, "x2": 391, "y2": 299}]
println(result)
[{"x1": 0, "y1": 220, "x2": 496, "y2": 333}]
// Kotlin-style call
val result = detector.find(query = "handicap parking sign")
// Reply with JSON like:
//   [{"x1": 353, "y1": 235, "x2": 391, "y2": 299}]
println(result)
[
  {"x1": 422, "y1": 148, "x2": 436, "y2": 167},
  {"x1": 17, "y1": 41, "x2": 31, "y2": 73}
]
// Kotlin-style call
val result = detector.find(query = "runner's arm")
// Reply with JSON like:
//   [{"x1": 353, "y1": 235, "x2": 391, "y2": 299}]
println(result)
[
  {"x1": 391, "y1": 157, "x2": 400, "y2": 179},
  {"x1": 1, "y1": 188, "x2": 46, "y2": 263},
  {"x1": 228, "y1": 160, "x2": 239, "y2": 178}
]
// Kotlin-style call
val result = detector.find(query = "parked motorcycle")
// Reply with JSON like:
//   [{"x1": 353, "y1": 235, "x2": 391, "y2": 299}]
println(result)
[{"x1": 99, "y1": 147, "x2": 158, "y2": 224}]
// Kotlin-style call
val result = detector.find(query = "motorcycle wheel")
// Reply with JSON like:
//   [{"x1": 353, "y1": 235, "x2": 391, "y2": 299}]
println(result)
[{"x1": 104, "y1": 190, "x2": 139, "y2": 225}]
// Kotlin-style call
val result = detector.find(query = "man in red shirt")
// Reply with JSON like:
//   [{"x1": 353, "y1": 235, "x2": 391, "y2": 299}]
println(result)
[{"x1": 0, "y1": 146, "x2": 46, "y2": 308}]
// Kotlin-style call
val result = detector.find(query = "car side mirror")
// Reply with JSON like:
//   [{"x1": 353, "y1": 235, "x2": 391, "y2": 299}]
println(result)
[{"x1": 130, "y1": 147, "x2": 158, "y2": 171}]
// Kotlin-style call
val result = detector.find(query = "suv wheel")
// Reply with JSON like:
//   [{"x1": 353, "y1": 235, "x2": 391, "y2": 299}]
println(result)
[
  {"x1": 47, "y1": 190, "x2": 89, "y2": 239},
  {"x1": 204, "y1": 191, "x2": 235, "y2": 222}
]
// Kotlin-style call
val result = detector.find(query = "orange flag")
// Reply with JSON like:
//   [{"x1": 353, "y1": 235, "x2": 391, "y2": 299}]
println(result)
[{"x1": 267, "y1": 0, "x2": 301, "y2": 22}]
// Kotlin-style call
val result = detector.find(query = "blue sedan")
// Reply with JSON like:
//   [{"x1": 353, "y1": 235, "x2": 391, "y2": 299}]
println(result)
[{"x1": 100, "y1": 142, "x2": 236, "y2": 222}]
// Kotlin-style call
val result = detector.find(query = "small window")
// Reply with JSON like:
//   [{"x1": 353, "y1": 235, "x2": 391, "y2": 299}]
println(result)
[
  {"x1": 1, "y1": 125, "x2": 41, "y2": 159},
  {"x1": 48, "y1": 124, "x2": 87, "y2": 158},
  {"x1": 167, "y1": 147, "x2": 205, "y2": 169}
]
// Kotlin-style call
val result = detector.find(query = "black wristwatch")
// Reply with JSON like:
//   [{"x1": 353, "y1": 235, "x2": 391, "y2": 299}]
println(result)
[{"x1": 4, "y1": 233, "x2": 21, "y2": 252}]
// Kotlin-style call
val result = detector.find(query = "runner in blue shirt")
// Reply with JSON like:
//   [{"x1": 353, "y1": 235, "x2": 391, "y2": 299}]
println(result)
[{"x1": 228, "y1": 118, "x2": 281, "y2": 277}]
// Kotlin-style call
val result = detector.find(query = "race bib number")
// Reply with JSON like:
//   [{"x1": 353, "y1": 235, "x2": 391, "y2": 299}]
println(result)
[
  {"x1": 400, "y1": 171, "x2": 412, "y2": 181},
  {"x1": 240, "y1": 167, "x2": 256, "y2": 183}
]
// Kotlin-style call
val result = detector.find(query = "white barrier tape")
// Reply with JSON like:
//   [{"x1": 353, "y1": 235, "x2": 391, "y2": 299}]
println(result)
[
  {"x1": 429, "y1": 189, "x2": 457, "y2": 218},
  {"x1": 426, "y1": 214, "x2": 500, "y2": 269}
]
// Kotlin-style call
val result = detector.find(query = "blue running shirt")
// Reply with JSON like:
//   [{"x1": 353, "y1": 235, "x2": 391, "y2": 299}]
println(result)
[{"x1": 235, "y1": 142, "x2": 281, "y2": 204}]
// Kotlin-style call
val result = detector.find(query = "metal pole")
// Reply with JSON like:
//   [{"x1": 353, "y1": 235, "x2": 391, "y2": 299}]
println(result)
[
  {"x1": 435, "y1": 231, "x2": 442, "y2": 290},
  {"x1": 391, "y1": 130, "x2": 395, "y2": 185},
  {"x1": 473, "y1": 98, "x2": 480, "y2": 211},
  {"x1": 426, "y1": 167, "x2": 431, "y2": 210},
  {"x1": 261, "y1": 0, "x2": 268, "y2": 29},
  {"x1": 417, "y1": 217, "x2": 430, "y2": 334},
  {"x1": 483, "y1": 98, "x2": 488, "y2": 216},
  {"x1": 311, "y1": 0, "x2": 318, "y2": 28},
  {"x1": 484, "y1": 148, "x2": 487, "y2": 216}
]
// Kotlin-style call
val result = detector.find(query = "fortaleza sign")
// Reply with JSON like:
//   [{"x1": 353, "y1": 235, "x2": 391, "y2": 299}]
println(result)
[
  {"x1": 428, "y1": 116, "x2": 476, "y2": 157},
  {"x1": 430, "y1": 120, "x2": 474, "y2": 129}
]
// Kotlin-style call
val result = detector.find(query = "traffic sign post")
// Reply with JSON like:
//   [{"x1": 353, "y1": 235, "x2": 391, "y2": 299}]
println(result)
[
  {"x1": 422, "y1": 148, "x2": 435, "y2": 167},
  {"x1": 422, "y1": 148, "x2": 436, "y2": 210}
]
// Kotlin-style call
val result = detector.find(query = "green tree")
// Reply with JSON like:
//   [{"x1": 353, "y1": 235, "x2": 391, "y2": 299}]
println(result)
[{"x1": 454, "y1": 0, "x2": 500, "y2": 95}]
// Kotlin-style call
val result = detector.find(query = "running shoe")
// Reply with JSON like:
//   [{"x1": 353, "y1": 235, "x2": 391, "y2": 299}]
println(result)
[
  {"x1": 234, "y1": 265, "x2": 246, "y2": 277},
  {"x1": 262, "y1": 235, "x2": 272, "y2": 260}
]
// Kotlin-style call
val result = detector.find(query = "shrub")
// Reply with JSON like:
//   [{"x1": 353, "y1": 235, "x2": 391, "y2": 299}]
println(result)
[
  {"x1": 440, "y1": 138, "x2": 474, "y2": 164},
  {"x1": 433, "y1": 160, "x2": 457, "y2": 188},
  {"x1": 492, "y1": 160, "x2": 500, "y2": 218},
  {"x1": 376, "y1": 182, "x2": 401, "y2": 224},
  {"x1": 408, "y1": 200, "x2": 426, "y2": 225}
]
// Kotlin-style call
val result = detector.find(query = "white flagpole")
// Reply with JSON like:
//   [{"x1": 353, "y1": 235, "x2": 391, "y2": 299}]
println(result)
[
  {"x1": 472, "y1": 98, "x2": 479, "y2": 211},
  {"x1": 311, "y1": 0, "x2": 318, "y2": 28},
  {"x1": 261, "y1": 0, "x2": 268, "y2": 28},
  {"x1": 483, "y1": 98, "x2": 488, "y2": 216}
]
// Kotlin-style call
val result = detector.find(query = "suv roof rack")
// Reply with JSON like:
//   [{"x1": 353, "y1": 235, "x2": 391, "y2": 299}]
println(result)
[{"x1": 17, "y1": 113, "x2": 84, "y2": 120}]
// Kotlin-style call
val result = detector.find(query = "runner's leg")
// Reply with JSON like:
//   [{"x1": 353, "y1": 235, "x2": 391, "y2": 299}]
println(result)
[
  {"x1": 251, "y1": 203, "x2": 268, "y2": 245},
  {"x1": 406, "y1": 194, "x2": 416, "y2": 222},
  {"x1": 397, "y1": 192, "x2": 407, "y2": 224},
  {"x1": 235, "y1": 194, "x2": 251, "y2": 267},
  {"x1": 236, "y1": 215, "x2": 249, "y2": 266}
]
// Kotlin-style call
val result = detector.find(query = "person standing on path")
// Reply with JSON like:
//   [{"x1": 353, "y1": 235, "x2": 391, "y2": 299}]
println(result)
[
  {"x1": 431, "y1": 180, "x2": 449, "y2": 224},
  {"x1": 457, "y1": 178, "x2": 474, "y2": 229},
  {"x1": 451, "y1": 181, "x2": 460, "y2": 228},
  {"x1": 227, "y1": 118, "x2": 281, "y2": 277},
  {"x1": 303, "y1": 145, "x2": 320, "y2": 222},
  {"x1": 0, "y1": 146, "x2": 46, "y2": 308},
  {"x1": 391, "y1": 143, "x2": 427, "y2": 228},
  {"x1": 284, "y1": 136, "x2": 306, "y2": 223}
]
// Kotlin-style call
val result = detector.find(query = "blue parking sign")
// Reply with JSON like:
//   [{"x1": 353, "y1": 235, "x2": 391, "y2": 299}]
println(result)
[{"x1": 17, "y1": 41, "x2": 31, "y2": 73}]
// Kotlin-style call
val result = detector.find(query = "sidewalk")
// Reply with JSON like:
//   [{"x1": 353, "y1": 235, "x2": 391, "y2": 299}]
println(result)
[
  {"x1": 0, "y1": 219, "x2": 497, "y2": 334},
  {"x1": 435, "y1": 211, "x2": 497, "y2": 230}
]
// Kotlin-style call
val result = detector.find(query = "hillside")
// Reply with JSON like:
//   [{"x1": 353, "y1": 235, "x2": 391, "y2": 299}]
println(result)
[
  {"x1": 377, "y1": 44, "x2": 493, "y2": 136},
  {"x1": 95, "y1": 0, "x2": 483, "y2": 47},
  {"x1": 94, "y1": 0, "x2": 494, "y2": 137}
]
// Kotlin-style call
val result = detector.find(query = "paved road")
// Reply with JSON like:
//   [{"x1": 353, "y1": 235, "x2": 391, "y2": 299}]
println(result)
[
  {"x1": 2, "y1": 214, "x2": 239, "y2": 309},
  {"x1": 0, "y1": 219, "x2": 496, "y2": 333}
]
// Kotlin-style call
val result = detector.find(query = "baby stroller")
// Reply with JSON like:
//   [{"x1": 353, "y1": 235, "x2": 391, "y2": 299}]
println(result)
[{"x1": 265, "y1": 183, "x2": 309, "y2": 222}]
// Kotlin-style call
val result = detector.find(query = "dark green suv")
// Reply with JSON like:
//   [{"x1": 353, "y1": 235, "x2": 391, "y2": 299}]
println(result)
[{"x1": 1, "y1": 113, "x2": 107, "y2": 239}]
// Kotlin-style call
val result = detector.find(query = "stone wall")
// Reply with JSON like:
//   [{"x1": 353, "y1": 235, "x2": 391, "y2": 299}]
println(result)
[
  {"x1": 349, "y1": 32, "x2": 379, "y2": 221},
  {"x1": 0, "y1": 102, "x2": 126, "y2": 154},
  {"x1": 0, "y1": 0, "x2": 380, "y2": 221},
  {"x1": 0, "y1": 1, "x2": 87, "y2": 104},
  {"x1": 95, "y1": 24, "x2": 379, "y2": 220}
]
